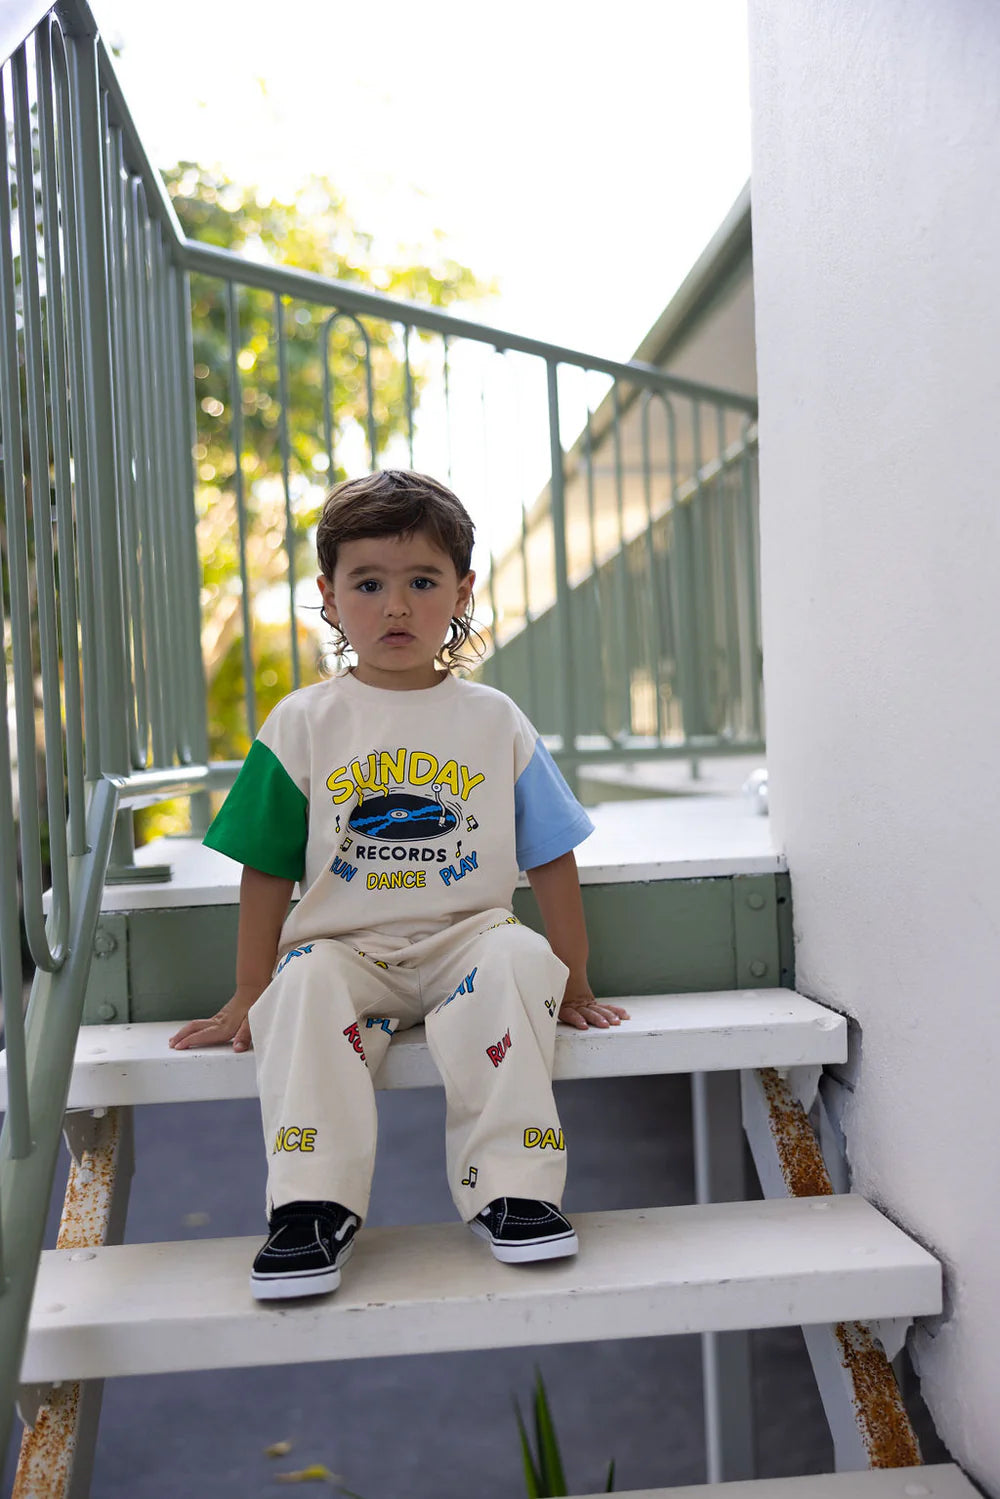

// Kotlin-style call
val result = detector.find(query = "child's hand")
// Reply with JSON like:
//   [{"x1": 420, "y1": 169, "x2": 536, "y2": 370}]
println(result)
[
  {"x1": 168, "y1": 986, "x2": 263, "y2": 1052},
  {"x1": 558, "y1": 991, "x2": 630, "y2": 1030}
]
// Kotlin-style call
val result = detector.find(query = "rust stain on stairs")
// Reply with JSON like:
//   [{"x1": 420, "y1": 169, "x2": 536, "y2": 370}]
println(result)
[{"x1": 834, "y1": 1321, "x2": 922, "y2": 1468}]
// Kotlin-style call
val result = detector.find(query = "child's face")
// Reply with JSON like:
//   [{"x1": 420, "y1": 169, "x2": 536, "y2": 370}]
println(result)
[{"x1": 317, "y1": 530, "x2": 474, "y2": 690}]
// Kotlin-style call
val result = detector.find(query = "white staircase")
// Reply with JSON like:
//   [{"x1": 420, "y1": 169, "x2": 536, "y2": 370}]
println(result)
[{"x1": 3, "y1": 983, "x2": 967, "y2": 1497}]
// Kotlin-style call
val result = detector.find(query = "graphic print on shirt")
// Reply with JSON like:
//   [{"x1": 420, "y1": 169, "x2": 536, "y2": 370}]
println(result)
[{"x1": 325, "y1": 747, "x2": 484, "y2": 895}]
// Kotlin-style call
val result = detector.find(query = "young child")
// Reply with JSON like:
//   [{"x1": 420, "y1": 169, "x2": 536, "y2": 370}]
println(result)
[{"x1": 170, "y1": 469, "x2": 628, "y2": 1300}]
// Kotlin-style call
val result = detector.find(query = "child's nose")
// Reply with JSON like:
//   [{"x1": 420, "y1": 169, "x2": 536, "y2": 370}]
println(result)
[{"x1": 384, "y1": 589, "x2": 410, "y2": 616}]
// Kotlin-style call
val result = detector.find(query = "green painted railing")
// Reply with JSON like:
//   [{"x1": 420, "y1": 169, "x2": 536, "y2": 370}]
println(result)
[{"x1": 0, "y1": 0, "x2": 761, "y2": 1455}]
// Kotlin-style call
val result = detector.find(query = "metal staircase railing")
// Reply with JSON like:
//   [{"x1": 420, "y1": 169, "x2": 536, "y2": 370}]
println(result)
[{"x1": 0, "y1": 0, "x2": 762, "y2": 1457}]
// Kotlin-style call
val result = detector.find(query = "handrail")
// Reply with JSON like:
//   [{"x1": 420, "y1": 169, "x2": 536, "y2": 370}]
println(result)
[
  {"x1": 0, "y1": 8, "x2": 210, "y2": 1457},
  {"x1": 180, "y1": 238, "x2": 757, "y2": 416}
]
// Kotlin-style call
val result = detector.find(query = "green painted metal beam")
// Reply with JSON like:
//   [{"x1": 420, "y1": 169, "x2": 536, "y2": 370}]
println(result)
[{"x1": 90, "y1": 873, "x2": 792, "y2": 1025}]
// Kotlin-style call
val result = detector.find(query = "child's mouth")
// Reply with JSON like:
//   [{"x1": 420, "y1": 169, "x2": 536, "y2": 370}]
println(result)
[{"x1": 381, "y1": 631, "x2": 414, "y2": 644}]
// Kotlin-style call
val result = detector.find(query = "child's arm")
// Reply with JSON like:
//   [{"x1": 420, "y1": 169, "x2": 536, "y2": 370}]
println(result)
[
  {"x1": 169, "y1": 865, "x2": 295, "y2": 1052},
  {"x1": 526, "y1": 850, "x2": 629, "y2": 1030}
]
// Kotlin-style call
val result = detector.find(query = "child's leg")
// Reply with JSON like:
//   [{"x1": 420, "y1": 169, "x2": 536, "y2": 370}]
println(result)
[
  {"x1": 248, "y1": 940, "x2": 417, "y2": 1218},
  {"x1": 420, "y1": 912, "x2": 568, "y2": 1222}
]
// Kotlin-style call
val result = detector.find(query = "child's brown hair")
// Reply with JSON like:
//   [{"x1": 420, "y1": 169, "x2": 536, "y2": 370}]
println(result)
[{"x1": 316, "y1": 469, "x2": 483, "y2": 669}]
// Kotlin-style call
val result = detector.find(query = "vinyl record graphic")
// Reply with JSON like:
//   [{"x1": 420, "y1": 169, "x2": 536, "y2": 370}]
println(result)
[{"x1": 348, "y1": 792, "x2": 458, "y2": 840}]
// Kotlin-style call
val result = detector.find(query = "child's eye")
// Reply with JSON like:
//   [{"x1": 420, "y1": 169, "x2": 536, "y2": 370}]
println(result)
[
  {"x1": 357, "y1": 580, "x2": 381, "y2": 594},
  {"x1": 411, "y1": 577, "x2": 436, "y2": 591}
]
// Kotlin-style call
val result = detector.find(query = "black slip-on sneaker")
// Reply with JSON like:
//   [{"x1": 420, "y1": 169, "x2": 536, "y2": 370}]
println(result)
[
  {"x1": 469, "y1": 1197, "x2": 578, "y2": 1263},
  {"x1": 250, "y1": 1200, "x2": 360, "y2": 1300}
]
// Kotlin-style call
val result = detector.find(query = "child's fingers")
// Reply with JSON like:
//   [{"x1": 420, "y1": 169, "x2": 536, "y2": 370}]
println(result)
[
  {"x1": 170, "y1": 1017, "x2": 236, "y2": 1050},
  {"x1": 169, "y1": 1019, "x2": 215, "y2": 1048}
]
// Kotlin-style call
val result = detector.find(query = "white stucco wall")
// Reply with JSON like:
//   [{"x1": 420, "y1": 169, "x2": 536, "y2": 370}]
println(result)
[{"x1": 746, "y1": 2, "x2": 1000, "y2": 1489}]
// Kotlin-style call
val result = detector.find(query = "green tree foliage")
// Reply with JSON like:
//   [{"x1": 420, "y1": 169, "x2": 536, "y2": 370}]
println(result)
[{"x1": 138, "y1": 166, "x2": 492, "y2": 840}]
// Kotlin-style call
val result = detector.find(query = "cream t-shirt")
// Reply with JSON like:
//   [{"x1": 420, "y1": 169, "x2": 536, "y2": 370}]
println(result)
[{"x1": 203, "y1": 672, "x2": 593, "y2": 953}]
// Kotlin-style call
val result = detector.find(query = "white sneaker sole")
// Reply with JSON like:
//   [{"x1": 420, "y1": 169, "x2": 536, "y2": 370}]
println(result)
[
  {"x1": 469, "y1": 1219, "x2": 579, "y2": 1264},
  {"x1": 249, "y1": 1240, "x2": 355, "y2": 1301},
  {"x1": 250, "y1": 1263, "x2": 341, "y2": 1300}
]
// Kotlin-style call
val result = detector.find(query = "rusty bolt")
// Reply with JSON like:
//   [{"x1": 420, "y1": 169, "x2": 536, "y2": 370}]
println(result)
[
  {"x1": 96, "y1": 1002, "x2": 118, "y2": 1021},
  {"x1": 749, "y1": 959, "x2": 768, "y2": 977},
  {"x1": 93, "y1": 929, "x2": 118, "y2": 958},
  {"x1": 746, "y1": 893, "x2": 766, "y2": 911}
]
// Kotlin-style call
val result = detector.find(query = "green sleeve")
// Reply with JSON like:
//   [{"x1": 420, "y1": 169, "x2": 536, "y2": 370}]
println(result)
[{"x1": 203, "y1": 739, "x2": 308, "y2": 881}]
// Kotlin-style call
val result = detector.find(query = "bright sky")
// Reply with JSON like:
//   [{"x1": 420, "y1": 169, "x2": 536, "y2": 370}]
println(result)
[{"x1": 96, "y1": 0, "x2": 752, "y2": 363}]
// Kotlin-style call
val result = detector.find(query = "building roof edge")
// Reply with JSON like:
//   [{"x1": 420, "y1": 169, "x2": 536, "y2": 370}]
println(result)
[{"x1": 631, "y1": 180, "x2": 752, "y2": 368}]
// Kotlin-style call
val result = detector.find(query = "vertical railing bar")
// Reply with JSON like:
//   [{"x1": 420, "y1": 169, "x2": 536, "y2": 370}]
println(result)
[
  {"x1": 161, "y1": 260, "x2": 195, "y2": 762},
  {"x1": 175, "y1": 266, "x2": 213, "y2": 790},
  {"x1": 689, "y1": 398, "x2": 709, "y2": 740},
  {"x1": 151, "y1": 228, "x2": 184, "y2": 757},
  {"x1": 486, "y1": 547, "x2": 502, "y2": 692},
  {"x1": 612, "y1": 382, "x2": 630, "y2": 737},
  {"x1": 640, "y1": 394, "x2": 666, "y2": 741},
  {"x1": 125, "y1": 175, "x2": 164, "y2": 764},
  {"x1": 518, "y1": 463, "x2": 539, "y2": 726},
  {"x1": 164, "y1": 239, "x2": 196, "y2": 761},
  {"x1": 50, "y1": 21, "x2": 100, "y2": 779},
  {"x1": 322, "y1": 310, "x2": 335, "y2": 478},
  {"x1": 0, "y1": 610, "x2": 28, "y2": 1164},
  {"x1": 145, "y1": 221, "x2": 179, "y2": 760},
  {"x1": 403, "y1": 322, "x2": 415, "y2": 467},
  {"x1": 0, "y1": 53, "x2": 34, "y2": 1151},
  {"x1": 35, "y1": 20, "x2": 85, "y2": 856},
  {"x1": 717, "y1": 405, "x2": 741, "y2": 736},
  {"x1": 442, "y1": 333, "x2": 453, "y2": 483},
  {"x1": 659, "y1": 395, "x2": 680, "y2": 739},
  {"x1": 226, "y1": 278, "x2": 256, "y2": 739},
  {"x1": 67, "y1": 24, "x2": 131, "y2": 778},
  {"x1": 323, "y1": 310, "x2": 378, "y2": 474},
  {"x1": 104, "y1": 116, "x2": 145, "y2": 768},
  {"x1": 362, "y1": 318, "x2": 377, "y2": 469},
  {"x1": 275, "y1": 294, "x2": 300, "y2": 690},
  {"x1": 666, "y1": 394, "x2": 702, "y2": 745},
  {"x1": 128, "y1": 181, "x2": 169, "y2": 766},
  {"x1": 741, "y1": 422, "x2": 763, "y2": 741},
  {"x1": 582, "y1": 394, "x2": 611, "y2": 742},
  {"x1": 12, "y1": 44, "x2": 69, "y2": 964},
  {"x1": 545, "y1": 360, "x2": 576, "y2": 771}
]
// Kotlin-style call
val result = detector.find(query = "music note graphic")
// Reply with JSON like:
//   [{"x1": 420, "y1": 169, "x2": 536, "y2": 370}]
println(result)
[
  {"x1": 455, "y1": 840, "x2": 463, "y2": 859},
  {"x1": 466, "y1": 814, "x2": 479, "y2": 831},
  {"x1": 335, "y1": 814, "x2": 341, "y2": 833},
  {"x1": 461, "y1": 1166, "x2": 478, "y2": 1188}
]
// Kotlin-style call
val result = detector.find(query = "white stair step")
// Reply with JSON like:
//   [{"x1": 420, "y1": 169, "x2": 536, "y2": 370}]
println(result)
[
  {"x1": 564, "y1": 1467, "x2": 977, "y2": 1499},
  {"x1": 24, "y1": 1194, "x2": 939, "y2": 1383},
  {"x1": 0, "y1": 990, "x2": 846, "y2": 1109}
]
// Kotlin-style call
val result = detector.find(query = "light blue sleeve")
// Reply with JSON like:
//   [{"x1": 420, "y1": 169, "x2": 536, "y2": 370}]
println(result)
[{"x1": 514, "y1": 739, "x2": 595, "y2": 871}]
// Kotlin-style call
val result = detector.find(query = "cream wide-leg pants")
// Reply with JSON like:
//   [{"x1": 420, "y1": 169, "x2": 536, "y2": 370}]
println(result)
[{"x1": 248, "y1": 908, "x2": 569, "y2": 1223}]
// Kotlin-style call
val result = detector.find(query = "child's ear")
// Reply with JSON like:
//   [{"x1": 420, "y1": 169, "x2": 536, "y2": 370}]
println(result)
[
  {"x1": 317, "y1": 573, "x2": 338, "y2": 624},
  {"x1": 456, "y1": 569, "x2": 475, "y2": 613}
]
